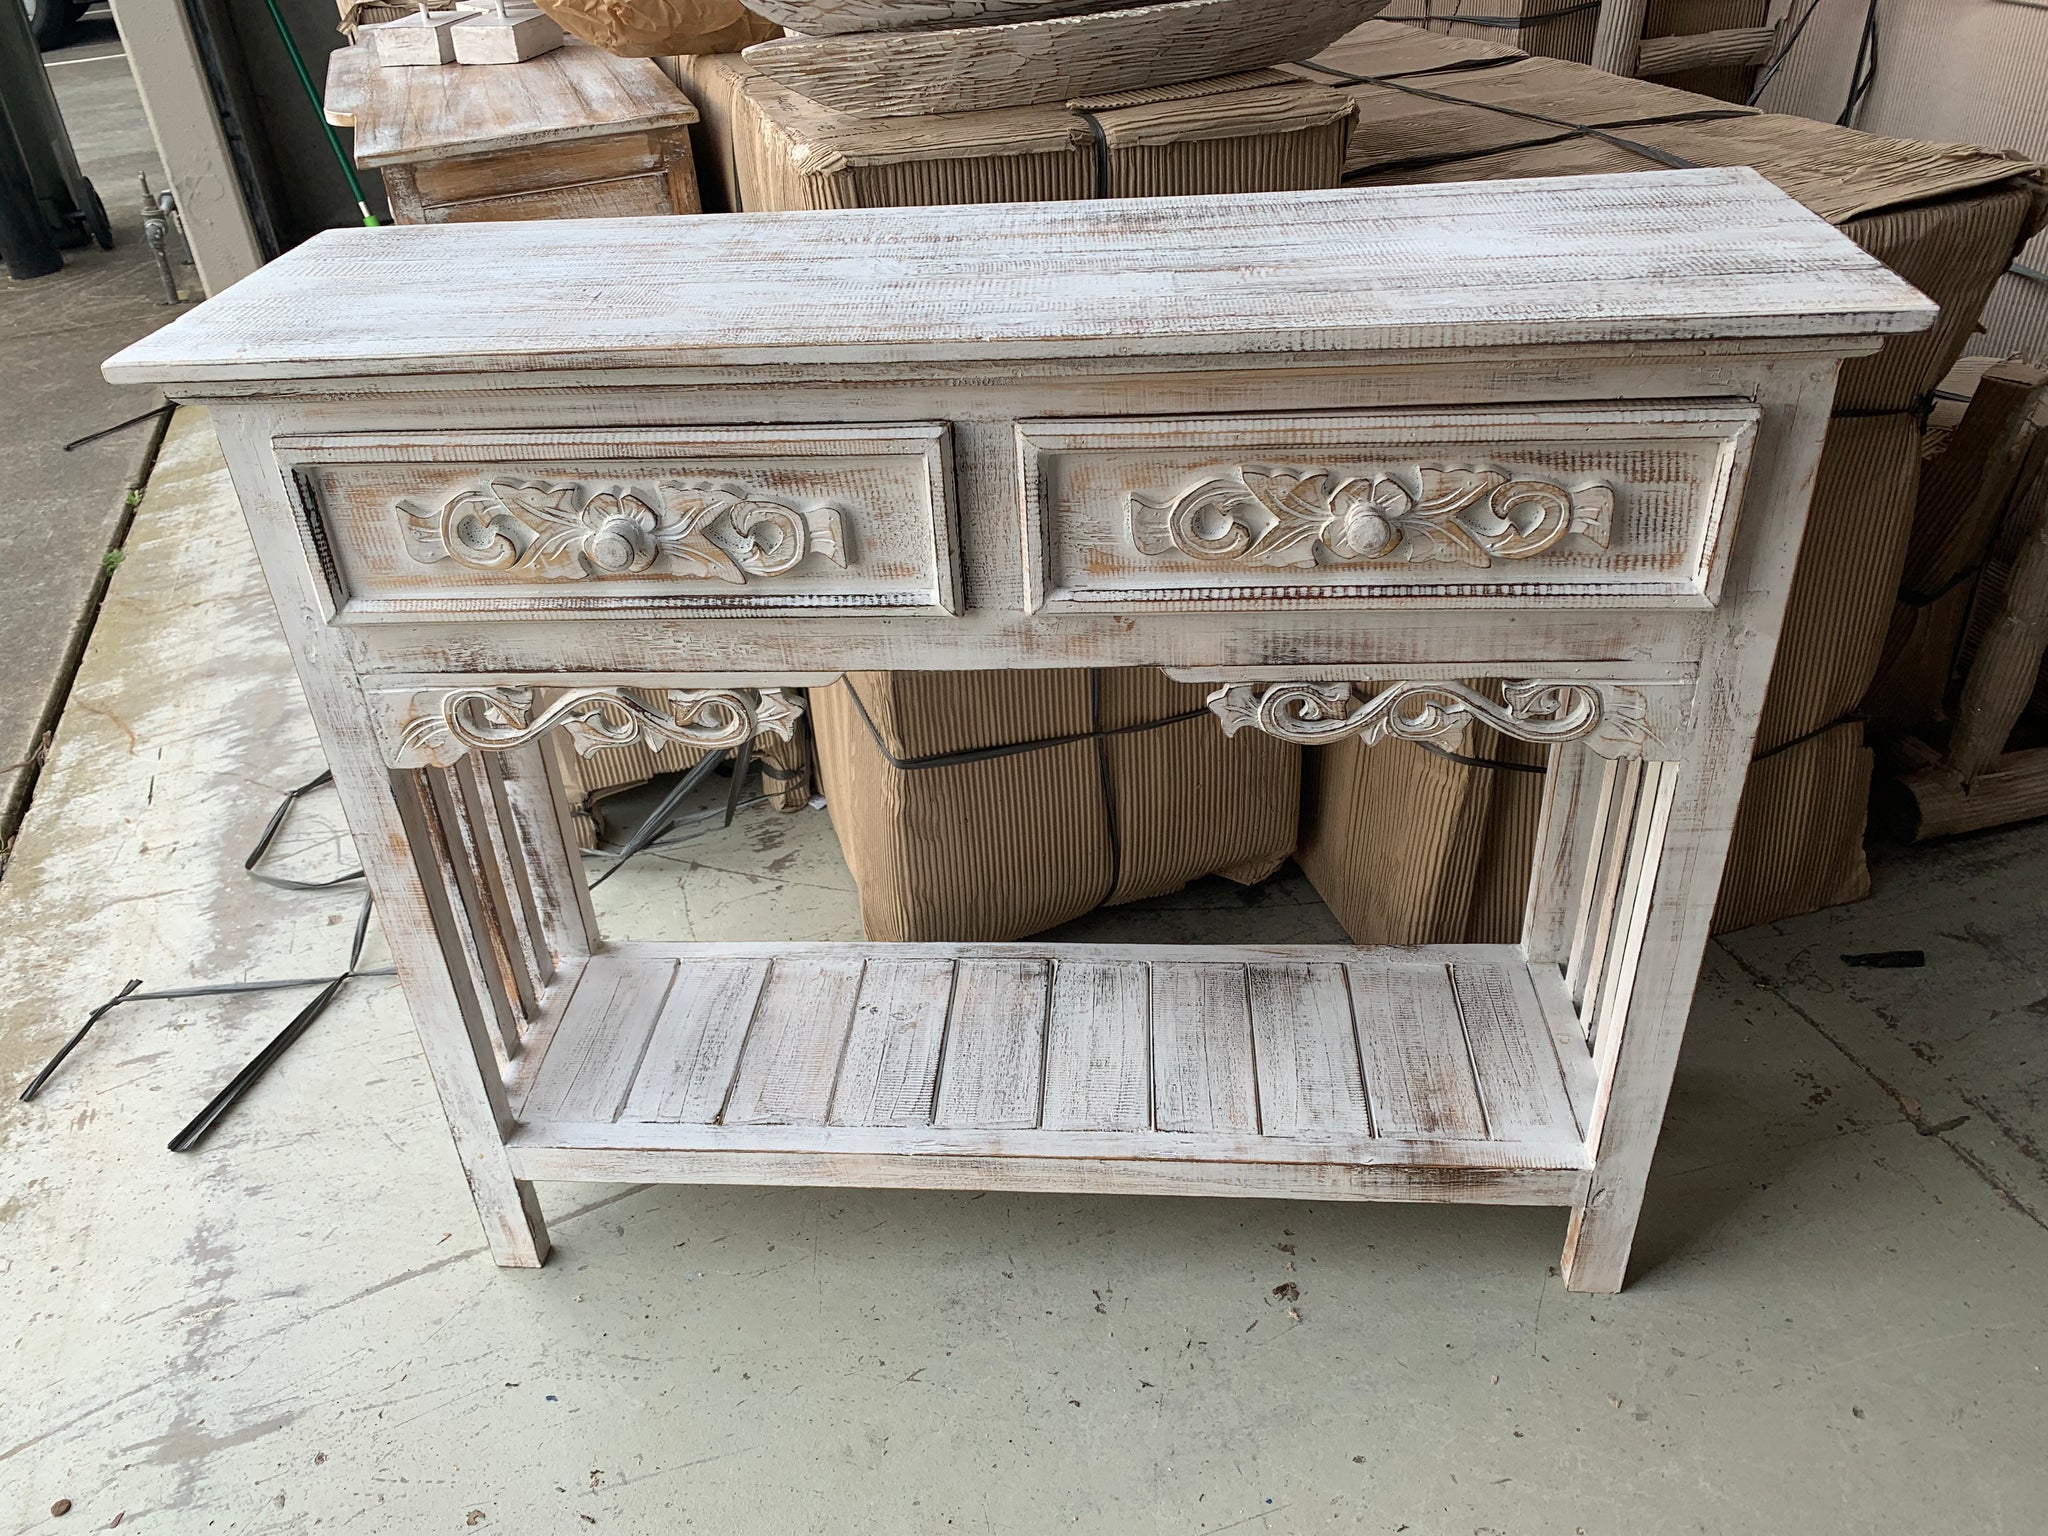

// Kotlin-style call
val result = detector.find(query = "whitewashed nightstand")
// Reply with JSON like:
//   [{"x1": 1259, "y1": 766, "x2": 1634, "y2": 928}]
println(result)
[{"x1": 105, "y1": 170, "x2": 1932, "y2": 1292}]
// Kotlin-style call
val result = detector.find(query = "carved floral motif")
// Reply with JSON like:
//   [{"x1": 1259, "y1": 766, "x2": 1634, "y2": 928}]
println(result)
[
  {"x1": 398, "y1": 478, "x2": 850, "y2": 584},
  {"x1": 391, "y1": 686, "x2": 805, "y2": 768},
  {"x1": 1206, "y1": 680, "x2": 1668, "y2": 757},
  {"x1": 1129, "y1": 465, "x2": 1613, "y2": 570}
]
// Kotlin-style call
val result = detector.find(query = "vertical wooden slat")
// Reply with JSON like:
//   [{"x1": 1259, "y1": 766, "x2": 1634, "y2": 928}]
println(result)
[
  {"x1": 1450, "y1": 961, "x2": 1578, "y2": 1142},
  {"x1": 419, "y1": 764, "x2": 523, "y2": 1061},
  {"x1": 1247, "y1": 961, "x2": 1371, "y2": 1138},
  {"x1": 522, "y1": 956, "x2": 678, "y2": 1122},
  {"x1": 494, "y1": 739, "x2": 596, "y2": 972},
  {"x1": 831, "y1": 958, "x2": 957, "y2": 1127},
  {"x1": 1569, "y1": 756, "x2": 1645, "y2": 1019},
  {"x1": 478, "y1": 752, "x2": 554, "y2": 989},
  {"x1": 1151, "y1": 963, "x2": 1259, "y2": 1135},
  {"x1": 621, "y1": 959, "x2": 772, "y2": 1124},
  {"x1": 1349, "y1": 964, "x2": 1488, "y2": 1139},
  {"x1": 724, "y1": 957, "x2": 866, "y2": 1126},
  {"x1": 1588, "y1": 762, "x2": 1681, "y2": 1091},
  {"x1": 1041, "y1": 960, "x2": 1150, "y2": 1131},
  {"x1": 1521, "y1": 742, "x2": 1589, "y2": 966},
  {"x1": 934, "y1": 958, "x2": 1048, "y2": 1130},
  {"x1": 455, "y1": 755, "x2": 542, "y2": 1020}
]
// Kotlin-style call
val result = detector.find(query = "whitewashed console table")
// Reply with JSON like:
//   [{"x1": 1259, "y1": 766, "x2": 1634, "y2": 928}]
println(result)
[{"x1": 106, "y1": 170, "x2": 1931, "y2": 1291}]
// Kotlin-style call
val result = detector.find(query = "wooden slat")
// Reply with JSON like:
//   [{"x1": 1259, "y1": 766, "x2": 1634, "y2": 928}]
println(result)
[
  {"x1": 934, "y1": 958, "x2": 1048, "y2": 1130},
  {"x1": 1041, "y1": 960, "x2": 1151, "y2": 1131},
  {"x1": 422, "y1": 765, "x2": 522, "y2": 1059},
  {"x1": 455, "y1": 756, "x2": 541, "y2": 1020},
  {"x1": 621, "y1": 959, "x2": 772, "y2": 1125},
  {"x1": 1450, "y1": 961, "x2": 1578, "y2": 1142},
  {"x1": 829, "y1": 959, "x2": 957, "y2": 1127},
  {"x1": 1349, "y1": 965, "x2": 1488, "y2": 1140},
  {"x1": 523, "y1": 956, "x2": 677, "y2": 1122},
  {"x1": 1528, "y1": 962, "x2": 1596, "y2": 1137},
  {"x1": 724, "y1": 957, "x2": 866, "y2": 1126},
  {"x1": 1151, "y1": 963, "x2": 1259, "y2": 1135},
  {"x1": 1570, "y1": 756, "x2": 1644, "y2": 1015},
  {"x1": 478, "y1": 753, "x2": 553, "y2": 990},
  {"x1": 1247, "y1": 961, "x2": 1371, "y2": 1138}
]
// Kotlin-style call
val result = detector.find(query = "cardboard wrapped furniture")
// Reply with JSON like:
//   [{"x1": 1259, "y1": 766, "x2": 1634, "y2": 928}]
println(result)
[
  {"x1": 1290, "y1": 25, "x2": 2048, "y2": 938},
  {"x1": 106, "y1": 175, "x2": 1931, "y2": 1289},
  {"x1": 662, "y1": 52, "x2": 1359, "y2": 939},
  {"x1": 671, "y1": 54, "x2": 1358, "y2": 213}
]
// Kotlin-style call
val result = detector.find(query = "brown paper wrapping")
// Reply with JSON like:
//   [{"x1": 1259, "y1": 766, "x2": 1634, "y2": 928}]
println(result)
[
  {"x1": 812, "y1": 671, "x2": 1296, "y2": 943},
  {"x1": 534, "y1": 0, "x2": 777, "y2": 58},
  {"x1": 1297, "y1": 24, "x2": 2046, "y2": 935}
]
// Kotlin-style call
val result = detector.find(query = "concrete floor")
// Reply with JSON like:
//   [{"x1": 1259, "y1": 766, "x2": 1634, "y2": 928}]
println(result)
[
  {"x1": 0, "y1": 15, "x2": 192, "y2": 841},
  {"x1": 1, "y1": 411, "x2": 2045, "y2": 1533}
]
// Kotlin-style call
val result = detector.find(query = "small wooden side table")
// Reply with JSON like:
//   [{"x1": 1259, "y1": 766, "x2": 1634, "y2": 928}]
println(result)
[
  {"x1": 107, "y1": 173, "x2": 1931, "y2": 1293},
  {"x1": 324, "y1": 39, "x2": 701, "y2": 223}
]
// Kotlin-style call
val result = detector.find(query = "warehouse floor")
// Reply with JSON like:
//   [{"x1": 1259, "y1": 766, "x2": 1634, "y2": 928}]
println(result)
[{"x1": 2, "y1": 411, "x2": 2044, "y2": 1534}]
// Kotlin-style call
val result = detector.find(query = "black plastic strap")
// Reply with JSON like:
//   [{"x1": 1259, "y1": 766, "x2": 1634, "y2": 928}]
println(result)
[
  {"x1": 837, "y1": 675, "x2": 1211, "y2": 771},
  {"x1": 1376, "y1": 2, "x2": 1598, "y2": 27},
  {"x1": 1078, "y1": 109, "x2": 1112, "y2": 197},
  {"x1": 1752, "y1": 713, "x2": 1860, "y2": 765},
  {"x1": 245, "y1": 768, "x2": 365, "y2": 890},
  {"x1": 1089, "y1": 670, "x2": 1125, "y2": 905},
  {"x1": 1418, "y1": 739, "x2": 1547, "y2": 773}
]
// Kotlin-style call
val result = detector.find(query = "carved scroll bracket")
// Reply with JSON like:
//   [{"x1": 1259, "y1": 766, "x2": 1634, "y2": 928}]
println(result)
[
  {"x1": 1206, "y1": 681, "x2": 1685, "y2": 759},
  {"x1": 383, "y1": 686, "x2": 806, "y2": 769},
  {"x1": 1131, "y1": 465, "x2": 1613, "y2": 570},
  {"x1": 398, "y1": 478, "x2": 850, "y2": 585}
]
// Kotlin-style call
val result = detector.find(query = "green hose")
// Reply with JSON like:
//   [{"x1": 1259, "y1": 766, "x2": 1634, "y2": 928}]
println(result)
[{"x1": 258, "y1": 0, "x2": 381, "y2": 227}]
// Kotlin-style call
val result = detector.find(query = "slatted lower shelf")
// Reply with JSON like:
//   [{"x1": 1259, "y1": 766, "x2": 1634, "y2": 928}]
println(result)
[{"x1": 505, "y1": 942, "x2": 1596, "y2": 1204}]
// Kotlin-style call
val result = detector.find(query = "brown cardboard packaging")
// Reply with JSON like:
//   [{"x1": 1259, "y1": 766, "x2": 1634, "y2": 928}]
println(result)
[
  {"x1": 1377, "y1": 0, "x2": 1600, "y2": 66},
  {"x1": 654, "y1": 51, "x2": 1357, "y2": 941},
  {"x1": 673, "y1": 54, "x2": 1357, "y2": 211},
  {"x1": 1376, "y1": 0, "x2": 1767, "y2": 101},
  {"x1": 812, "y1": 671, "x2": 1296, "y2": 943},
  {"x1": 1297, "y1": 26, "x2": 2046, "y2": 936}
]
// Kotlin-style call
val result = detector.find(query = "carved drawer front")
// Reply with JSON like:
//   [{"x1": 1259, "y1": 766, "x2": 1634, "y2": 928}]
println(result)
[
  {"x1": 278, "y1": 425, "x2": 958, "y2": 621},
  {"x1": 1018, "y1": 403, "x2": 1759, "y2": 613}
]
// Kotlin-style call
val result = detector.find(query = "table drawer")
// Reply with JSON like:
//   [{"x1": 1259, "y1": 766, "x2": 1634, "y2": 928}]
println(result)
[
  {"x1": 411, "y1": 130, "x2": 678, "y2": 205},
  {"x1": 279, "y1": 426, "x2": 958, "y2": 621},
  {"x1": 1018, "y1": 403, "x2": 1758, "y2": 612}
]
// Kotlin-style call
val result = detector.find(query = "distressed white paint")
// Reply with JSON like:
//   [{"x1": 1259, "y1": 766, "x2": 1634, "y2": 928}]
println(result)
[{"x1": 102, "y1": 174, "x2": 1934, "y2": 1292}]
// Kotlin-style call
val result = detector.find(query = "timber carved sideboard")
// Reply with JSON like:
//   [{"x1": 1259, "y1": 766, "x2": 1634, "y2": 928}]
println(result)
[{"x1": 105, "y1": 170, "x2": 1933, "y2": 1292}]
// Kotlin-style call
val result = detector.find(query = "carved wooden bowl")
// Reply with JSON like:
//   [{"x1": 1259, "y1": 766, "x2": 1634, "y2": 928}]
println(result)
[
  {"x1": 741, "y1": 0, "x2": 1390, "y2": 118},
  {"x1": 746, "y1": 0, "x2": 1133, "y2": 37}
]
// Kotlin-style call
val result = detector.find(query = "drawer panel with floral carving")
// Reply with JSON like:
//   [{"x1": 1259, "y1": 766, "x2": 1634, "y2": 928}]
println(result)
[
  {"x1": 1017, "y1": 403, "x2": 1758, "y2": 612},
  {"x1": 277, "y1": 426, "x2": 958, "y2": 621}
]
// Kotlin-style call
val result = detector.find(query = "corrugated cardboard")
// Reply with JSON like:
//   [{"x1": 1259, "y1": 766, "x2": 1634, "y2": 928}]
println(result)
[
  {"x1": 1299, "y1": 420, "x2": 1920, "y2": 938},
  {"x1": 1299, "y1": 24, "x2": 2047, "y2": 935},
  {"x1": 1378, "y1": 0, "x2": 1600, "y2": 66},
  {"x1": 673, "y1": 54, "x2": 1357, "y2": 211},
  {"x1": 813, "y1": 671, "x2": 1296, "y2": 942},
  {"x1": 653, "y1": 49, "x2": 1353, "y2": 941},
  {"x1": 550, "y1": 687, "x2": 812, "y2": 853},
  {"x1": 1376, "y1": 0, "x2": 1767, "y2": 102}
]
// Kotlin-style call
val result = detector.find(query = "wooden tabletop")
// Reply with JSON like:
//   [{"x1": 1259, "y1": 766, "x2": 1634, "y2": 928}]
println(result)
[
  {"x1": 105, "y1": 169, "x2": 1936, "y2": 387},
  {"x1": 323, "y1": 39, "x2": 698, "y2": 168}
]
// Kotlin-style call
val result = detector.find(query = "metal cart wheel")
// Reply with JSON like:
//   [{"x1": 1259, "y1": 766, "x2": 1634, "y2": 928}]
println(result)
[{"x1": 25, "y1": 0, "x2": 80, "y2": 51}]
